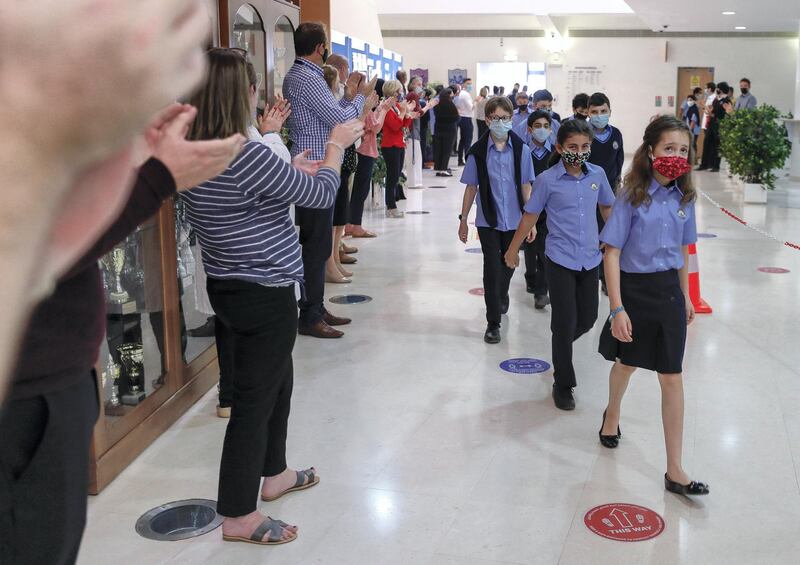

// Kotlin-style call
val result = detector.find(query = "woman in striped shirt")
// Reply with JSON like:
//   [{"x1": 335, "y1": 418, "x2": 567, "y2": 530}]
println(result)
[{"x1": 183, "y1": 49, "x2": 364, "y2": 546}]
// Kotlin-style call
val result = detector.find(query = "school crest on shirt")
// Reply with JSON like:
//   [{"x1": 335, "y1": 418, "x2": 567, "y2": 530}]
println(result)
[
  {"x1": 591, "y1": 183, "x2": 599, "y2": 191},
  {"x1": 612, "y1": 141, "x2": 620, "y2": 151},
  {"x1": 677, "y1": 209, "x2": 686, "y2": 218}
]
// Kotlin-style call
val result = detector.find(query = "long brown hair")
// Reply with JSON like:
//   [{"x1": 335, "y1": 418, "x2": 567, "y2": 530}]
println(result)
[
  {"x1": 189, "y1": 49, "x2": 251, "y2": 141},
  {"x1": 623, "y1": 115, "x2": 696, "y2": 207}
]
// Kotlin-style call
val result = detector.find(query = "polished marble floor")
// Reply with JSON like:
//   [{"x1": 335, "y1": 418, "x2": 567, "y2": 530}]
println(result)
[{"x1": 79, "y1": 162, "x2": 800, "y2": 565}]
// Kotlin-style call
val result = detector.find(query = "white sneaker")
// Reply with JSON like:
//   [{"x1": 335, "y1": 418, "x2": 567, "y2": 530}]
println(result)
[{"x1": 385, "y1": 209, "x2": 405, "y2": 218}]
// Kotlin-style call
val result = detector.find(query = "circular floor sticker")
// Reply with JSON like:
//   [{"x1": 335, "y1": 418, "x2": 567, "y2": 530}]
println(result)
[
  {"x1": 465, "y1": 247, "x2": 483, "y2": 254},
  {"x1": 499, "y1": 358, "x2": 551, "y2": 374},
  {"x1": 406, "y1": 210, "x2": 430, "y2": 215},
  {"x1": 428, "y1": 185, "x2": 448, "y2": 189},
  {"x1": 758, "y1": 267, "x2": 790, "y2": 274},
  {"x1": 468, "y1": 288, "x2": 485, "y2": 296},
  {"x1": 407, "y1": 185, "x2": 424, "y2": 190},
  {"x1": 329, "y1": 295, "x2": 373, "y2": 305},
  {"x1": 697, "y1": 233, "x2": 718, "y2": 238},
  {"x1": 584, "y1": 503, "x2": 665, "y2": 542}
]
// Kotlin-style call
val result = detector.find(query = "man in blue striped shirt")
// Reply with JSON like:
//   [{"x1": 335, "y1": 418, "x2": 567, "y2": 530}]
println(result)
[{"x1": 283, "y1": 22, "x2": 373, "y2": 338}]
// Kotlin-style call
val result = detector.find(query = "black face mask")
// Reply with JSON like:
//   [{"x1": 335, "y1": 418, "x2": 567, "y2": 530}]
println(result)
[
  {"x1": 575, "y1": 113, "x2": 588, "y2": 120},
  {"x1": 741, "y1": 87, "x2": 749, "y2": 95},
  {"x1": 322, "y1": 48, "x2": 329, "y2": 63}
]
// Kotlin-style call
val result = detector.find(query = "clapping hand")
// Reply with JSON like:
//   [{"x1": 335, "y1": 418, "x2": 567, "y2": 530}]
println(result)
[
  {"x1": 292, "y1": 150, "x2": 322, "y2": 176},
  {"x1": 345, "y1": 72, "x2": 364, "y2": 100},
  {"x1": 258, "y1": 99, "x2": 291, "y2": 134},
  {"x1": 360, "y1": 75, "x2": 379, "y2": 97}
]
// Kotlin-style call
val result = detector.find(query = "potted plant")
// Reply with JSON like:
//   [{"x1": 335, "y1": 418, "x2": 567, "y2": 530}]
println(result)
[{"x1": 719, "y1": 104, "x2": 791, "y2": 204}]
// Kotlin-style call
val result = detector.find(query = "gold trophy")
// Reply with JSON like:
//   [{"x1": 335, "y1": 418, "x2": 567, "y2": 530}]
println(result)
[
  {"x1": 103, "y1": 246, "x2": 130, "y2": 304},
  {"x1": 103, "y1": 354, "x2": 126, "y2": 415},
  {"x1": 118, "y1": 343, "x2": 146, "y2": 405}
]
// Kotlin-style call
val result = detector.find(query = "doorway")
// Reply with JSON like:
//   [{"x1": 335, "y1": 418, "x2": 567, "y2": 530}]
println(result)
[
  {"x1": 476, "y1": 62, "x2": 547, "y2": 96},
  {"x1": 677, "y1": 67, "x2": 714, "y2": 162}
]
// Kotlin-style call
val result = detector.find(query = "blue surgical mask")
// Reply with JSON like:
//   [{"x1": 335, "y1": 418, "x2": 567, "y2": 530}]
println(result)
[
  {"x1": 489, "y1": 120, "x2": 513, "y2": 140},
  {"x1": 591, "y1": 114, "x2": 610, "y2": 129},
  {"x1": 531, "y1": 127, "x2": 550, "y2": 144}
]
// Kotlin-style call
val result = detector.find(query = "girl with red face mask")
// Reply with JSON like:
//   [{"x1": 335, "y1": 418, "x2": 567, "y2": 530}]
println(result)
[{"x1": 597, "y1": 115, "x2": 709, "y2": 497}]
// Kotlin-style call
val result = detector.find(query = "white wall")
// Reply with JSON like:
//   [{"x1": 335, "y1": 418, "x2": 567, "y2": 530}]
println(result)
[
  {"x1": 384, "y1": 34, "x2": 799, "y2": 146},
  {"x1": 332, "y1": 0, "x2": 384, "y2": 47}
]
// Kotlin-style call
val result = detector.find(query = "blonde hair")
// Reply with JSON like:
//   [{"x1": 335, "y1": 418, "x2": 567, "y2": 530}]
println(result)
[
  {"x1": 382, "y1": 79, "x2": 402, "y2": 99},
  {"x1": 189, "y1": 49, "x2": 250, "y2": 140},
  {"x1": 322, "y1": 65, "x2": 339, "y2": 93}
]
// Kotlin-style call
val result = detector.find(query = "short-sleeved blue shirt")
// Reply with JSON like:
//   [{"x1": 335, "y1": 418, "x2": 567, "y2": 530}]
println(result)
[
  {"x1": 525, "y1": 160, "x2": 615, "y2": 270},
  {"x1": 600, "y1": 179, "x2": 698, "y2": 273}
]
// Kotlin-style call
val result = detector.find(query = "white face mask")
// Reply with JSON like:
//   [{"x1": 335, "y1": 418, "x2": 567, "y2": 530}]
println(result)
[{"x1": 687, "y1": 101, "x2": 696, "y2": 107}]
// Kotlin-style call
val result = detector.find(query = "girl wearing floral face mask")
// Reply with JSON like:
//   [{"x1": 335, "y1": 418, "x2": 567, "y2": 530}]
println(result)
[
  {"x1": 597, "y1": 115, "x2": 709, "y2": 498},
  {"x1": 504, "y1": 119, "x2": 615, "y2": 411}
]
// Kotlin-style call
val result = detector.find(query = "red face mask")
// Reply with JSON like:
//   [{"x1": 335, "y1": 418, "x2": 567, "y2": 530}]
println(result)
[{"x1": 652, "y1": 156, "x2": 692, "y2": 181}]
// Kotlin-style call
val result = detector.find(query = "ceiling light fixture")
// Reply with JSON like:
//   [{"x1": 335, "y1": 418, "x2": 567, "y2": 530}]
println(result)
[
  {"x1": 735, "y1": 26, "x2": 747, "y2": 30},
  {"x1": 722, "y1": 11, "x2": 736, "y2": 15}
]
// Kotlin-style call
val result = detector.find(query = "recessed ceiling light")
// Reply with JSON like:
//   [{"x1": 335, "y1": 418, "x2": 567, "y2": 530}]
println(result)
[
  {"x1": 722, "y1": 11, "x2": 736, "y2": 15},
  {"x1": 735, "y1": 26, "x2": 747, "y2": 30}
]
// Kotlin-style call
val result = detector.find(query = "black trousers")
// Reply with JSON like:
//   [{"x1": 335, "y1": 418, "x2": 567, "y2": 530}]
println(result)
[
  {"x1": 0, "y1": 372, "x2": 99, "y2": 565},
  {"x1": 434, "y1": 131, "x2": 456, "y2": 171},
  {"x1": 700, "y1": 126, "x2": 721, "y2": 169},
  {"x1": 207, "y1": 279, "x2": 297, "y2": 517},
  {"x1": 457, "y1": 117, "x2": 474, "y2": 164},
  {"x1": 477, "y1": 227, "x2": 516, "y2": 325},
  {"x1": 545, "y1": 259, "x2": 599, "y2": 388},
  {"x1": 350, "y1": 154, "x2": 375, "y2": 226},
  {"x1": 382, "y1": 146, "x2": 403, "y2": 210},
  {"x1": 419, "y1": 123, "x2": 430, "y2": 164},
  {"x1": 296, "y1": 205, "x2": 333, "y2": 326},
  {"x1": 523, "y1": 223, "x2": 548, "y2": 296},
  {"x1": 476, "y1": 120, "x2": 489, "y2": 140}
]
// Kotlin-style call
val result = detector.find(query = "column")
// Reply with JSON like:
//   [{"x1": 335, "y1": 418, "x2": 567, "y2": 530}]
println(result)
[{"x1": 790, "y1": 25, "x2": 800, "y2": 180}]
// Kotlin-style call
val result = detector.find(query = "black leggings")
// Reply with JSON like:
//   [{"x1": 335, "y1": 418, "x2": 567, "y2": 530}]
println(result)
[
  {"x1": 382, "y1": 146, "x2": 403, "y2": 210},
  {"x1": 349, "y1": 154, "x2": 375, "y2": 226},
  {"x1": 434, "y1": 130, "x2": 457, "y2": 171}
]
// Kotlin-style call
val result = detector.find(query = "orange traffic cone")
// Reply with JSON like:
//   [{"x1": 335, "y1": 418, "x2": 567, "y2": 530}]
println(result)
[{"x1": 687, "y1": 243, "x2": 712, "y2": 314}]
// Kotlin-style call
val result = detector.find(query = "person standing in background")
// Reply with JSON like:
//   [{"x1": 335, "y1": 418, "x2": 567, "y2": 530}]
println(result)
[
  {"x1": 433, "y1": 88, "x2": 460, "y2": 177},
  {"x1": 455, "y1": 78, "x2": 475, "y2": 167},
  {"x1": 511, "y1": 92, "x2": 531, "y2": 130},
  {"x1": 396, "y1": 70, "x2": 408, "y2": 97},
  {"x1": 508, "y1": 83, "x2": 520, "y2": 109},
  {"x1": 381, "y1": 80, "x2": 416, "y2": 218},
  {"x1": 683, "y1": 94, "x2": 701, "y2": 157},
  {"x1": 475, "y1": 86, "x2": 490, "y2": 139},
  {"x1": 697, "y1": 81, "x2": 728, "y2": 172},
  {"x1": 283, "y1": 22, "x2": 373, "y2": 339},
  {"x1": 566, "y1": 93, "x2": 590, "y2": 122},
  {"x1": 734, "y1": 78, "x2": 757, "y2": 110}
]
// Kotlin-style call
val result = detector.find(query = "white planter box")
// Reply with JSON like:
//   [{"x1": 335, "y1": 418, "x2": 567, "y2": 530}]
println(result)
[{"x1": 744, "y1": 182, "x2": 768, "y2": 204}]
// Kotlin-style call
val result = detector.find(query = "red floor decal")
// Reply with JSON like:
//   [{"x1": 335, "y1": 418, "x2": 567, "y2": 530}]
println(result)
[
  {"x1": 584, "y1": 503, "x2": 665, "y2": 542},
  {"x1": 468, "y1": 288, "x2": 485, "y2": 296}
]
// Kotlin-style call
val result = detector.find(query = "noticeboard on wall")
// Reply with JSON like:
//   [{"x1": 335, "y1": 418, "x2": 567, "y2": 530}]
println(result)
[{"x1": 331, "y1": 30, "x2": 403, "y2": 82}]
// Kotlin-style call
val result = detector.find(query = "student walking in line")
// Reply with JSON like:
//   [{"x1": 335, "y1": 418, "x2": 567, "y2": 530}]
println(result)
[
  {"x1": 566, "y1": 93, "x2": 589, "y2": 122},
  {"x1": 597, "y1": 115, "x2": 709, "y2": 497},
  {"x1": 504, "y1": 119, "x2": 614, "y2": 410},
  {"x1": 458, "y1": 96, "x2": 535, "y2": 344},
  {"x1": 587, "y1": 92, "x2": 624, "y2": 294},
  {"x1": 523, "y1": 110, "x2": 554, "y2": 309}
]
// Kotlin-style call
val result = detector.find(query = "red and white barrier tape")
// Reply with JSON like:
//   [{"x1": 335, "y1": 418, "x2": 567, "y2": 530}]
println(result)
[{"x1": 698, "y1": 190, "x2": 800, "y2": 252}]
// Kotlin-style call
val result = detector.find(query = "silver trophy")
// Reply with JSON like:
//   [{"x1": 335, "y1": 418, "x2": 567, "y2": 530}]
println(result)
[
  {"x1": 102, "y1": 246, "x2": 130, "y2": 304},
  {"x1": 105, "y1": 355, "x2": 122, "y2": 408},
  {"x1": 118, "y1": 343, "x2": 146, "y2": 405}
]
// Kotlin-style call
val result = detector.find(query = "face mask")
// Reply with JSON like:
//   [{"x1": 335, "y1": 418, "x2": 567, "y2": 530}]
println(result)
[
  {"x1": 652, "y1": 155, "x2": 692, "y2": 181},
  {"x1": 590, "y1": 114, "x2": 610, "y2": 129},
  {"x1": 575, "y1": 113, "x2": 588, "y2": 120},
  {"x1": 414, "y1": 86, "x2": 423, "y2": 94},
  {"x1": 489, "y1": 120, "x2": 513, "y2": 140},
  {"x1": 562, "y1": 149, "x2": 591, "y2": 167},
  {"x1": 321, "y1": 48, "x2": 329, "y2": 63},
  {"x1": 531, "y1": 127, "x2": 550, "y2": 144},
  {"x1": 465, "y1": 84, "x2": 473, "y2": 93},
  {"x1": 741, "y1": 87, "x2": 749, "y2": 95},
  {"x1": 539, "y1": 107, "x2": 552, "y2": 115},
  {"x1": 687, "y1": 101, "x2": 695, "y2": 107}
]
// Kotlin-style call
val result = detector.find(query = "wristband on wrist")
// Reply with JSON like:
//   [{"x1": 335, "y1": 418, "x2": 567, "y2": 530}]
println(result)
[
  {"x1": 609, "y1": 306, "x2": 625, "y2": 321},
  {"x1": 326, "y1": 141, "x2": 345, "y2": 153}
]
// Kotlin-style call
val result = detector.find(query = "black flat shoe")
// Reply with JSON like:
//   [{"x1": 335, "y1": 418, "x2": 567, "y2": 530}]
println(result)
[
  {"x1": 534, "y1": 295, "x2": 550, "y2": 310},
  {"x1": 552, "y1": 384, "x2": 575, "y2": 411},
  {"x1": 484, "y1": 324, "x2": 501, "y2": 344},
  {"x1": 664, "y1": 474, "x2": 710, "y2": 496},
  {"x1": 599, "y1": 409, "x2": 621, "y2": 449}
]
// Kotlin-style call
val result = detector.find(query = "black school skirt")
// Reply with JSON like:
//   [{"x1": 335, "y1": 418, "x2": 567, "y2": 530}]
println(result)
[{"x1": 598, "y1": 269, "x2": 687, "y2": 374}]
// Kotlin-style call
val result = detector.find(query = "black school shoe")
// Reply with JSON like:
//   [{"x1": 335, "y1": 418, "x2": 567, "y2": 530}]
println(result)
[
  {"x1": 534, "y1": 295, "x2": 550, "y2": 309},
  {"x1": 552, "y1": 384, "x2": 576, "y2": 411},
  {"x1": 484, "y1": 324, "x2": 501, "y2": 344},
  {"x1": 665, "y1": 474, "x2": 710, "y2": 496}
]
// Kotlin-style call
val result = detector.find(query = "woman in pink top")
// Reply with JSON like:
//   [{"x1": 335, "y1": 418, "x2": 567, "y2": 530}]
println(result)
[{"x1": 346, "y1": 89, "x2": 397, "y2": 237}]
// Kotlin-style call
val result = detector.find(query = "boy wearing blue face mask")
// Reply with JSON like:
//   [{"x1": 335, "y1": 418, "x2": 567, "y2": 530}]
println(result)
[
  {"x1": 459, "y1": 96, "x2": 536, "y2": 344},
  {"x1": 524, "y1": 110, "x2": 554, "y2": 308},
  {"x1": 587, "y1": 92, "x2": 624, "y2": 192}
]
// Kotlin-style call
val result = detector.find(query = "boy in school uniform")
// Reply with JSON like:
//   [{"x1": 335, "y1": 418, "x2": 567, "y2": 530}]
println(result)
[
  {"x1": 524, "y1": 110, "x2": 554, "y2": 309},
  {"x1": 529, "y1": 89, "x2": 561, "y2": 145},
  {"x1": 458, "y1": 96, "x2": 536, "y2": 345},
  {"x1": 511, "y1": 92, "x2": 531, "y2": 130},
  {"x1": 565, "y1": 93, "x2": 590, "y2": 122}
]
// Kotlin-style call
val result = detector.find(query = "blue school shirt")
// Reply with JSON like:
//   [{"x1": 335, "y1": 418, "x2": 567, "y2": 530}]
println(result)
[
  {"x1": 600, "y1": 179, "x2": 698, "y2": 273},
  {"x1": 525, "y1": 160, "x2": 615, "y2": 270},
  {"x1": 511, "y1": 108, "x2": 531, "y2": 130},
  {"x1": 461, "y1": 135, "x2": 536, "y2": 232}
]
